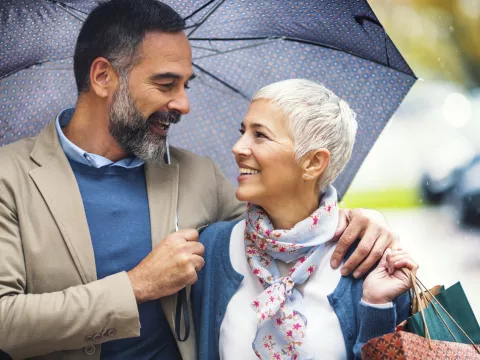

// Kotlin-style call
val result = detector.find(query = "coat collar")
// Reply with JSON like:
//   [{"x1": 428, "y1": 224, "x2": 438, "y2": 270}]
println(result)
[{"x1": 29, "y1": 120, "x2": 98, "y2": 283}]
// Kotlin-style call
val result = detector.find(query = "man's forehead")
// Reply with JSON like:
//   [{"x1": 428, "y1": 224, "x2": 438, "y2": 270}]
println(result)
[
  {"x1": 137, "y1": 31, "x2": 192, "y2": 76},
  {"x1": 141, "y1": 31, "x2": 191, "y2": 57}
]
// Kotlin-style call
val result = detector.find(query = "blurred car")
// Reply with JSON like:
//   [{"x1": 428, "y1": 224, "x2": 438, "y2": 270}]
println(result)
[
  {"x1": 453, "y1": 155, "x2": 480, "y2": 226},
  {"x1": 420, "y1": 138, "x2": 480, "y2": 226}
]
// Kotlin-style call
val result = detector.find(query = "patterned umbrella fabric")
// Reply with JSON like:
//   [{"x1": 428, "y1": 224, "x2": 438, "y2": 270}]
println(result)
[{"x1": 0, "y1": 0, "x2": 417, "y2": 197}]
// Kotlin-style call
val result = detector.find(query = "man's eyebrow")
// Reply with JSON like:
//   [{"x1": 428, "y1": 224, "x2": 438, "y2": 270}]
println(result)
[{"x1": 150, "y1": 72, "x2": 197, "y2": 82}]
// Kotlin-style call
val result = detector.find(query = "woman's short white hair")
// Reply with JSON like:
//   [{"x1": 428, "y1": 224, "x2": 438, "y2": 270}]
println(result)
[{"x1": 252, "y1": 79, "x2": 358, "y2": 193}]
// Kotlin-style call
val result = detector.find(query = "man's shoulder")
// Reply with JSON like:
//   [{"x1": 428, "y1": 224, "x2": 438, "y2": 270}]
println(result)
[
  {"x1": 0, "y1": 137, "x2": 38, "y2": 175},
  {"x1": 169, "y1": 146, "x2": 211, "y2": 165},
  {"x1": 0, "y1": 137, "x2": 36, "y2": 159}
]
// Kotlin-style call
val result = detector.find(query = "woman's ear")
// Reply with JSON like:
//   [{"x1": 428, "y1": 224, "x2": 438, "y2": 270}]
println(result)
[
  {"x1": 89, "y1": 57, "x2": 119, "y2": 98},
  {"x1": 302, "y1": 148, "x2": 330, "y2": 181}
]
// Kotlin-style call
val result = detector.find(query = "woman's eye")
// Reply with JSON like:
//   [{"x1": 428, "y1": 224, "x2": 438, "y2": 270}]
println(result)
[
  {"x1": 238, "y1": 129, "x2": 245, "y2": 135},
  {"x1": 184, "y1": 83, "x2": 190, "y2": 90},
  {"x1": 255, "y1": 131, "x2": 267, "y2": 139}
]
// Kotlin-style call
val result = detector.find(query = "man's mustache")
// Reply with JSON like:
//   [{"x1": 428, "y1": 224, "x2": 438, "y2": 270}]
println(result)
[{"x1": 147, "y1": 110, "x2": 181, "y2": 125}]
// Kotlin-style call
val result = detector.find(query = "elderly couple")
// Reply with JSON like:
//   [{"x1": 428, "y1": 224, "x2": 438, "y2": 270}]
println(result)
[{"x1": 0, "y1": 1, "x2": 417, "y2": 360}]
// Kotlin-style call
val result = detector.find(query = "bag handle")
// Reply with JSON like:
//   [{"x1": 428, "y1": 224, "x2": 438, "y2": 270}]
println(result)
[{"x1": 402, "y1": 268, "x2": 480, "y2": 354}]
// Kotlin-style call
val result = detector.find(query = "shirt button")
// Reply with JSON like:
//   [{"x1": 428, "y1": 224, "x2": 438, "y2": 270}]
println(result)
[
  {"x1": 107, "y1": 328, "x2": 117, "y2": 337},
  {"x1": 84, "y1": 345, "x2": 96, "y2": 356},
  {"x1": 84, "y1": 335, "x2": 93, "y2": 342},
  {"x1": 93, "y1": 333, "x2": 102, "y2": 342}
]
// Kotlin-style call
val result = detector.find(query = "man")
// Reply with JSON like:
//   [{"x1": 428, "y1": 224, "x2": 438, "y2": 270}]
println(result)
[{"x1": 0, "y1": 1, "x2": 399, "y2": 359}]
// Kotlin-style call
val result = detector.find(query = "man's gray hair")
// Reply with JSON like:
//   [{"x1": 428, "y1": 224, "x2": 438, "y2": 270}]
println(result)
[{"x1": 252, "y1": 79, "x2": 358, "y2": 193}]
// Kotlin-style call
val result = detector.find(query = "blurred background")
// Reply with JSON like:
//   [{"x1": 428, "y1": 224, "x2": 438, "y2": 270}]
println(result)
[{"x1": 343, "y1": 0, "x2": 480, "y2": 318}]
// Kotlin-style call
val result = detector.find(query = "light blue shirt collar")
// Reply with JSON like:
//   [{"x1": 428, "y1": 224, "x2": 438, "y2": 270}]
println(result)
[{"x1": 55, "y1": 108, "x2": 145, "y2": 169}]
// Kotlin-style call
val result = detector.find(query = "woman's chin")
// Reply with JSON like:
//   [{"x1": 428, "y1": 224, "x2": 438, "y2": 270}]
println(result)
[{"x1": 235, "y1": 187, "x2": 259, "y2": 204}]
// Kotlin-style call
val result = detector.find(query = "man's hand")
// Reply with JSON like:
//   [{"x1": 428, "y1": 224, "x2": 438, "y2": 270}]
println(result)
[
  {"x1": 330, "y1": 208, "x2": 400, "y2": 278},
  {"x1": 127, "y1": 229, "x2": 204, "y2": 304}
]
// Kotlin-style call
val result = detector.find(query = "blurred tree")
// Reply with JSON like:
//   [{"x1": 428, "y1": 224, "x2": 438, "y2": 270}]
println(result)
[{"x1": 369, "y1": 0, "x2": 480, "y2": 89}]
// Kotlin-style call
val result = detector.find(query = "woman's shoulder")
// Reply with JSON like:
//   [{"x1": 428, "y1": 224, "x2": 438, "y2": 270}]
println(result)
[
  {"x1": 199, "y1": 219, "x2": 245, "y2": 259},
  {"x1": 199, "y1": 220, "x2": 243, "y2": 243},
  {"x1": 197, "y1": 220, "x2": 245, "y2": 285}
]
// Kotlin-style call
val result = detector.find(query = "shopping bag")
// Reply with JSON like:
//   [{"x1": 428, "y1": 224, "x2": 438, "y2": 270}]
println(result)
[{"x1": 362, "y1": 269, "x2": 480, "y2": 359}]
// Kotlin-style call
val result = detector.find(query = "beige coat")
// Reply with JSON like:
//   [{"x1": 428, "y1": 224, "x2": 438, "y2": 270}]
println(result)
[{"x1": 0, "y1": 121, "x2": 245, "y2": 360}]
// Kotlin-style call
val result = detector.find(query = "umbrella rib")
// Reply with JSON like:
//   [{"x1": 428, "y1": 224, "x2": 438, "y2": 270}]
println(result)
[
  {"x1": 47, "y1": 1, "x2": 88, "y2": 21},
  {"x1": 190, "y1": 36, "x2": 416, "y2": 79},
  {"x1": 187, "y1": 0, "x2": 226, "y2": 38},
  {"x1": 192, "y1": 39, "x2": 279, "y2": 61},
  {"x1": 191, "y1": 45, "x2": 221, "y2": 54},
  {"x1": 184, "y1": 0, "x2": 216, "y2": 21},
  {"x1": 193, "y1": 63, "x2": 250, "y2": 101}
]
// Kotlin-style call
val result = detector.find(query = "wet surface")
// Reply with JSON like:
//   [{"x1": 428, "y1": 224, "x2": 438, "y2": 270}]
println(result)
[{"x1": 382, "y1": 206, "x2": 480, "y2": 319}]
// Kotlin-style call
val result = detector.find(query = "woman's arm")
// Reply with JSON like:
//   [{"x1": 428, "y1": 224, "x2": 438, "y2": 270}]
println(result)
[{"x1": 352, "y1": 249, "x2": 416, "y2": 359}]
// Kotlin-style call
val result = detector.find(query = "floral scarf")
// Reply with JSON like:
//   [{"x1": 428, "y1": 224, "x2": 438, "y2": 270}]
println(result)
[{"x1": 245, "y1": 186, "x2": 339, "y2": 360}]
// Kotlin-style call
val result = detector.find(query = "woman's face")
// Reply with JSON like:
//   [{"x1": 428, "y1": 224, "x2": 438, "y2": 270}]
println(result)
[{"x1": 232, "y1": 99, "x2": 305, "y2": 208}]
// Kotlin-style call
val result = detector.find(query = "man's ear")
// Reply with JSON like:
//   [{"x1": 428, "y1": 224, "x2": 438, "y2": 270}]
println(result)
[
  {"x1": 301, "y1": 148, "x2": 330, "y2": 181},
  {"x1": 89, "y1": 57, "x2": 119, "y2": 98}
]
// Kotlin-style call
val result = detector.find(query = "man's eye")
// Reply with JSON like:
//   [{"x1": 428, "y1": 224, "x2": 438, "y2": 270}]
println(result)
[
  {"x1": 184, "y1": 83, "x2": 190, "y2": 90},
  {"x1": 160, "y1": 83, "x2": 174, "y2": 89}
]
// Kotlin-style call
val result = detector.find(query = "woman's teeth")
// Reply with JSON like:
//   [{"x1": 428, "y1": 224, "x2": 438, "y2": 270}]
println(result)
[{"x1": 239, "y1": 168, "x2": 260, "y2": 175}]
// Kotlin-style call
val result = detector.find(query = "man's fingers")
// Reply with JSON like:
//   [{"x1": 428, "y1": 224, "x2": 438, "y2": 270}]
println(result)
[
  {"x1": 178, "y1": 228, "x2": 199, "y2": 242},
  {"x1": 348, "y1": 233, "x2": 390, "y2": 278},
  {"x1": 333, "y1": 208, "x2": 348, "y2": 241},
  {"x1": 187, "y1": 241, "x2": 205, "y2": 256},
  {"x1": 191, "y1": 254, "x2": 205, "y2": 272},
  {"x1": 331, "y1": 221, "x2": 364, "y2": 269}
]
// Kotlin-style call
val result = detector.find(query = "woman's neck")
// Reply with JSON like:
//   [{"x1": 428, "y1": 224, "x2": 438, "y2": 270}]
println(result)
[{"x1": 261, "y1": 192, "x2": 322, "y2": 230}]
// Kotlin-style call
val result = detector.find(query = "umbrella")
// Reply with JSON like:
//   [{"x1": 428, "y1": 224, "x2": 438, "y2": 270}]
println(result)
[{"x1": 0, "y1": 0, "x2": 417, "y2": 198}]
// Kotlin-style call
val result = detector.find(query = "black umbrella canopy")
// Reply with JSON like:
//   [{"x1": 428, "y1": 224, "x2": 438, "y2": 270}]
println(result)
[{"x1": 0, "y1": 0, "x2": 416, "y2": 197}]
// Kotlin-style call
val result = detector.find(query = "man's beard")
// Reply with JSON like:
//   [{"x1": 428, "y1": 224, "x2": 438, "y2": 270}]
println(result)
[{"x1": 108, "y1": 78, "x2": 181, "y2": 163}]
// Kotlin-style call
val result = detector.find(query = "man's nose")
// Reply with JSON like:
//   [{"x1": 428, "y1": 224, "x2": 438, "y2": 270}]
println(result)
[{"x1": 168, "y1": 90, "x2": 190, "y2": 115}]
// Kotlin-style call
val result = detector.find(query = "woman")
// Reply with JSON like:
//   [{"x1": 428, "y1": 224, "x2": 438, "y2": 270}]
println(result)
[{"x1": 192, "y1": 79, "x2": 416, "y2": 360}]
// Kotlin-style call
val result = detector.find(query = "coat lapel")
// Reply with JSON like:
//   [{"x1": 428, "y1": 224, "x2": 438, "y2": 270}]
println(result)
[
  {"x1": 145, "y1": 161, "x2": 179, "y2": 329},
  {"x1": 29, "y1": 121, "x2": 97, "y2": 284},
  {"x1": 145, "y1": 161, "x2": 197, "y2": 360}
]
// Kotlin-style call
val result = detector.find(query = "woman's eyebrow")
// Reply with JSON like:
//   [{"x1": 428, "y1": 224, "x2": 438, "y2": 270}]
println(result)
[
  {"x1": 251, "y1": 122, "x2": 274, "y2": 134},
  {"x1": 241, "y1": 120, "x2": 274, "y2": 134}
]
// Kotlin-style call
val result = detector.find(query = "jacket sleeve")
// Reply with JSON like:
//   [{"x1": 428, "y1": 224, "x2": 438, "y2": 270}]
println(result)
[
  {"x1": 211, "y1": 160, "x2": 246, "y2": 221},
  {"x1": 0, "y1": 185, "x2": 140, "y2": 359},
  {"x1": 352, "y1": 292, "x2": 410, "y2": 359}
]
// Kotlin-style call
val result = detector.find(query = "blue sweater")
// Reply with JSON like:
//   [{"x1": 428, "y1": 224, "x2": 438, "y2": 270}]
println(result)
[
  {"x1": 192, "y1": 221, "x2": 410, "y2": 360},
  {"x1": 70, "y1": 161, "x2": 179, "y2": 360}
]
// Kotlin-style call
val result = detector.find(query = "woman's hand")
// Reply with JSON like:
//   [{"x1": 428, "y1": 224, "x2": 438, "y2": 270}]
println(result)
[{"x1": 362, "y1": 249, "x2": 418, "y2": 305}]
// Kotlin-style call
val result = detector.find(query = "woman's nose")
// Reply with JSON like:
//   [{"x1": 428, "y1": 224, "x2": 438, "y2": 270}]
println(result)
[{"x1": 232, "y1": 137, "x2": 252, "y2": 156}]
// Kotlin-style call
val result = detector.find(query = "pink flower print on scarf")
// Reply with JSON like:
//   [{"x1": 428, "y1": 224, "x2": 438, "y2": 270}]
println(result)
[{"x1": 245, "y1": 186, "x2": 339, "y2": 359}]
